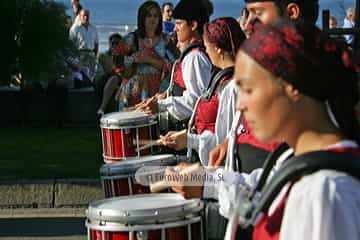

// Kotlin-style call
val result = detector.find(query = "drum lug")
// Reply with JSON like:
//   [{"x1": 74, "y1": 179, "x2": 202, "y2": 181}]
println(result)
[
  {"x1": 136, "y1": 231, "x2": 149, "y2": 240},
  {"x1": 123, "y1": 211, "x2": 130, "y2": 217}
]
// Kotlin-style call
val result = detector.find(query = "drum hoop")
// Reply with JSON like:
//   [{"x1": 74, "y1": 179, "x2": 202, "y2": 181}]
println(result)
[
  {"x1": 100, "y1": 120, "x2": 157, "y2": 130},
  {"x1": 86, "y1": 194, "x2": 203, "y2": 223},
  {"x1": 85, "y1": 215, "x2": 201, "y2": 232},
  {"x1": 100, "y1": 154, "x2": 177, "y2": 177}
]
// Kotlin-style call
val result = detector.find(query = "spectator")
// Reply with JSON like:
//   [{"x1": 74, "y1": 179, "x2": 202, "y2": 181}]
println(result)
[
  {"x1": 96, "y1": 33, "x2": 123, "y2": 115},
  {"x1": 238, "y1": 7, "x2": 250, "y2": 38},
  {"x1": 70, "y1": 9, "x2": 99, "y2": 84},
  {"x1": 117, "y1": 1, "x2": 176, "y2": 108},
  {"x1": 162, "y1": 2, "x2": 175, "y2": 35},
  {"x1": 343, "y1": 7, "x2": 355, "y2": 45},
  {"x1": 71, "y1": 0, "x2": 83, "y2": 27},
  {"x1": 329, "y1": 15, "x2": 337, "y2": 29}
]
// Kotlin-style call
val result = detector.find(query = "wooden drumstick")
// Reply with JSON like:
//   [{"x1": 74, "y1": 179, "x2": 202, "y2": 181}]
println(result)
[
  {"x1": 150, "y1": 162, "x2": 201, "y2": 193},
  {"x1": 136, "y1": 129, "x2": 186, "y2": 152}
]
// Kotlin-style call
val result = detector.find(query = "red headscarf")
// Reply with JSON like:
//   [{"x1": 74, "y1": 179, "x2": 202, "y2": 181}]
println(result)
[
  {"x1": 203, "y1": 17, "x2": 246, "y2": 56},
  {"x1": 240, "y1": 19, "x2": 360, "y2": 143}
]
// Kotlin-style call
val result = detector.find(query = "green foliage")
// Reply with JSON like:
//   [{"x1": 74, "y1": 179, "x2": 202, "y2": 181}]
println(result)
[{"x1": 1, "y1": 0, "x2": 76, "y2": 85}]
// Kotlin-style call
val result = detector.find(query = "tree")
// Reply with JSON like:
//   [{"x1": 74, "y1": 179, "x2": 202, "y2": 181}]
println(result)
[{"x1": 0, "y1": 0, "x2": 76, "y2": 87}]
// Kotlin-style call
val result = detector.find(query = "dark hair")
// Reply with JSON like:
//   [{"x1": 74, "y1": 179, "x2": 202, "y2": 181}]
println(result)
[
  {"x1": 202, "y1": 0, "x2": 214, "y2": 17},
  {"x1": 186, "y1": 19, "x2": 208, "y2": 35},
  {"x1": 75, "y1": 3, "x2": 83, "y2": 16},
  {"x1": 162, "y1": 2, "x2": 173, "y2": 12},
  {"x1": 274, "y1": 0, "x2": 319, "y2": 24},
  {"x1": 109, "y1": 33, "x2": 122, "y2": 42},
  {"x1": 203, "y1": 17, "x2": 246, "y2": 57},
  {"x1": 137, "y1": 1, "x2": 163, "y2": 38}
]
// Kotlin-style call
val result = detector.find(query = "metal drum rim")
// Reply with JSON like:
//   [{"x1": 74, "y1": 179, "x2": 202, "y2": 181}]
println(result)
[
  {"x1": 85, "y1": 215, "x2": 201, "y2": 232},
  {"x1": 86, "y1": 193, "x2": 204, "y2": 224},
  {"x1": 100, "y1": 120, "x2": 157, "y2": 129},
  {"x1": 99, "y1": 154, "x2": 177, "y2": 177}
]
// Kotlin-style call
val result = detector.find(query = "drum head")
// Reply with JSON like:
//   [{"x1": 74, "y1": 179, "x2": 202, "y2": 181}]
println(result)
[
  {"x1": 100, "y1": 111, "x2": 155, "y2": 128},
  {"x1": 100, "y1": 154, "x2": 177, "y2": 177},
  {"x1": 86, "y1": 193, "x2": 203, "y2": 224}
]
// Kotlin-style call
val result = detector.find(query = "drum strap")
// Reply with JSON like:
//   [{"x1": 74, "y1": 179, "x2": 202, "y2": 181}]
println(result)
[{"x1": 241, "y1": 150, "x2": 360, "y2": 226}]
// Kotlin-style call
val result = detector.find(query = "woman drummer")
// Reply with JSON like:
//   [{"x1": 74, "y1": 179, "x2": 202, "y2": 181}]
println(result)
[
  {"x1": 227, "y1": 20, "x2": 360, "y2": 239},
  {"x1": 160, "y1": 17, "x2": 246, "y2": 166}
]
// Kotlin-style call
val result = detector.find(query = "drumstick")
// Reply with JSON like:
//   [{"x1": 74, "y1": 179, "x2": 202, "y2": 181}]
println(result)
[
  {"x1": 136, "y1": 139, "x2": 163, "y2": 152},
  {"x1": 150, "y1": 162, "x2": 201, "y2": 193},
  {"x1": 136, "y1": 130, "x2": 186, "y2": 152}
]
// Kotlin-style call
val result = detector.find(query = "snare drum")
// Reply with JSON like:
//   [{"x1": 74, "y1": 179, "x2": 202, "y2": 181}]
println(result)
[
  {"x1": 100, "y1": 154, "x2": 178, "y2": 198},
  {"x1": 100, "y1": 111, "x2": 159, "y2": 162},
  {"x1": 86, "y1": 193, "x2": 204, "y2": 240}
]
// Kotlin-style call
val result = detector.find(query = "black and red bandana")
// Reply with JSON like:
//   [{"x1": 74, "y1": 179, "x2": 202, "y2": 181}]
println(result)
[
  {"x1": 240, "y1": 20, "x2": 355, "y2": 102},
  {"x1": 203, "y1": 17, "x2": 246, "y2": 56}
]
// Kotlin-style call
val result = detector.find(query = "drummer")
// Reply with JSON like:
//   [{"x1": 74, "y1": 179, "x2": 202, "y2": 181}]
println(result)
[
  {"x1": 224, "y1": 19, "x2": 360, "y2": 240},
  {"x1": 160, "y1": 17, "x2": 246, "y2": 166},
  {"x1": 209, "y1": 0, "x2": 320, "y2": 170},
  {"x1": 138, "y1": 0, "x2": 212, "y2": 130}
]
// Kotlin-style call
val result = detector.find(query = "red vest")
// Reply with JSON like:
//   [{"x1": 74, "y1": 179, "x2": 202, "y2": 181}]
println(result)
[
  {"x1": 172, "y1": 38, "x2": 206, "y2": 91},
  {"x1": 252, "y1": 146, "x2": 360, "y2": 240},
  {"x1": 194, "y1": 74, "x2": 232, "y2": 134}
]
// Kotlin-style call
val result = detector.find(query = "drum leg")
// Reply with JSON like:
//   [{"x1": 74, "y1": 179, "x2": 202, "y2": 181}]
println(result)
[
  {"x1": 161, "y1": 228, "x2": 166, "y2": 240},
  {"x1": 128, "y1": 177, "x2": 133, "y2": 195},
  {"x1": 111, "y1": 180, "x2": 116, "y2": 197},
  {"x1": 121, "y1": 128, "x2": 126, "y2": 160},
  {"x1": 129, "y1": 231, "x2": 135, "y2": 240},
  {"x1": 149, "y1": 125, "x2": 153, "y2": 153},
  {"x1": 136, "y1": 128, "x2": 140, "y2": 159},
  {"x1": 101, "y1": 129, "x2": 105, "y2": 160},
  {"x1": 187, "y1": 224, "x2": 192, "y2": 240},
  {"x1": 200, "y1": 217, "x2": 204, "y2": 240}
]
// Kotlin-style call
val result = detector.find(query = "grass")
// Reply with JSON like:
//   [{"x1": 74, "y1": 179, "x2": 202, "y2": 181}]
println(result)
[{"x1": 0, "y1": 127, "x2": 103, "y2": 180}]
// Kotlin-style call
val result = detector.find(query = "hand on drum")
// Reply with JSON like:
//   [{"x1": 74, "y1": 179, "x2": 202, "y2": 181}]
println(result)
[
  {"x1": 155, "y1": 92, "x2": 167, "y2": 100},
  {"x1": 135, "y1": 97, "x2": 159, "y2": 115},
  {"x1": 165, "y1": 162, "x2": 204, "y2": 199},
  {"x1": 208, "y1": 138, "x2": 229, "y2": 167},
  {"x1": 160, "y1": 129, "x2": 187, "y2": 151}
]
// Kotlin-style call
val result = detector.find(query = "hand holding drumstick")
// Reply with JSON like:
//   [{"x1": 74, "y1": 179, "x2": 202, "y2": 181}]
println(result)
[
  {"x1": 150, "y1": 162, "x2": 204, "y2": 199},
  {"x1": 160, "y1": 129, "x2": 187, "y2": 151}
]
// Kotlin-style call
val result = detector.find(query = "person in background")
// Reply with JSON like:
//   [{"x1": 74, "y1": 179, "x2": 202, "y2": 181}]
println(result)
[
  {"x1": 118, "y1": 1, "x2": 176, "y2": 108},
  {"x1": 139, "y1": 0, "x2": 212, "y2": 130},
  {"x1": 70, "y1": 0, "x2": 83, "y2": 28},
  {"x1": 70, "y1": 9, "x2": 99, "y2": 85},
  {"x1": 96, "y1": 33, "x2": 123, "y2": 115},
  {"x1": 238, "y1": 7, "x2": 250, "y2": 37},
  {"x1": 343, "y1": 7, "x2": 355, "y2": 46},
  {"x1": 329, "y1": 15, "x2": 338, "y2": 29},
  {"x1": 162, "y1": 2, "x2": 175, "y2": 35}
]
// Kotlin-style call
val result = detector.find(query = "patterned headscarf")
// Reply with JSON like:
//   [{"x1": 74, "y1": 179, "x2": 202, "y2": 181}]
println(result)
[
  {"x1": 240, "y1": 19, "x2": 360, "y2": 142},
  {"x1": 241, "y1": 19, "x2": 356, "y2": 102},
  {"x1": 203, "y1": 17, "x2": 246, "y2": 56}
]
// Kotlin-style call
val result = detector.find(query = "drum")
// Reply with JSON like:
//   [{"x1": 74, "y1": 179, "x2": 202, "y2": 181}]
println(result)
[
  {"x1": 100, "y1": 111, "x2": 159, "y2": 162},
  {"x1": 86, "y1": 193, "x2": 204, "y2": 240},
  {"x1": 100, "y1": 154, "x2": 180, "y2": 198}
]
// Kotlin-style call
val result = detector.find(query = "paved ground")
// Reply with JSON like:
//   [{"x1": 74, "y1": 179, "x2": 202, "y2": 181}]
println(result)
[
  {"x1": 0, "y1": 179, "x2": 103, "y2": 239},
  {"x1": 0, "y1": 217, "x2": 86, "y2": 239}
]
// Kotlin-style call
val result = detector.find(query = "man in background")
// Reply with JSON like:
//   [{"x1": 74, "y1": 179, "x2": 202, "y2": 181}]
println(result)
[
  {"x1": 162, "y1": 2, "x2": 175, "y2": 35},
  {"x1": 70, "y1": 9, "x2": 99, "y2": 86},
  {"x1": 343, "y1": 7, "x2": 355, "y2": 46}
]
